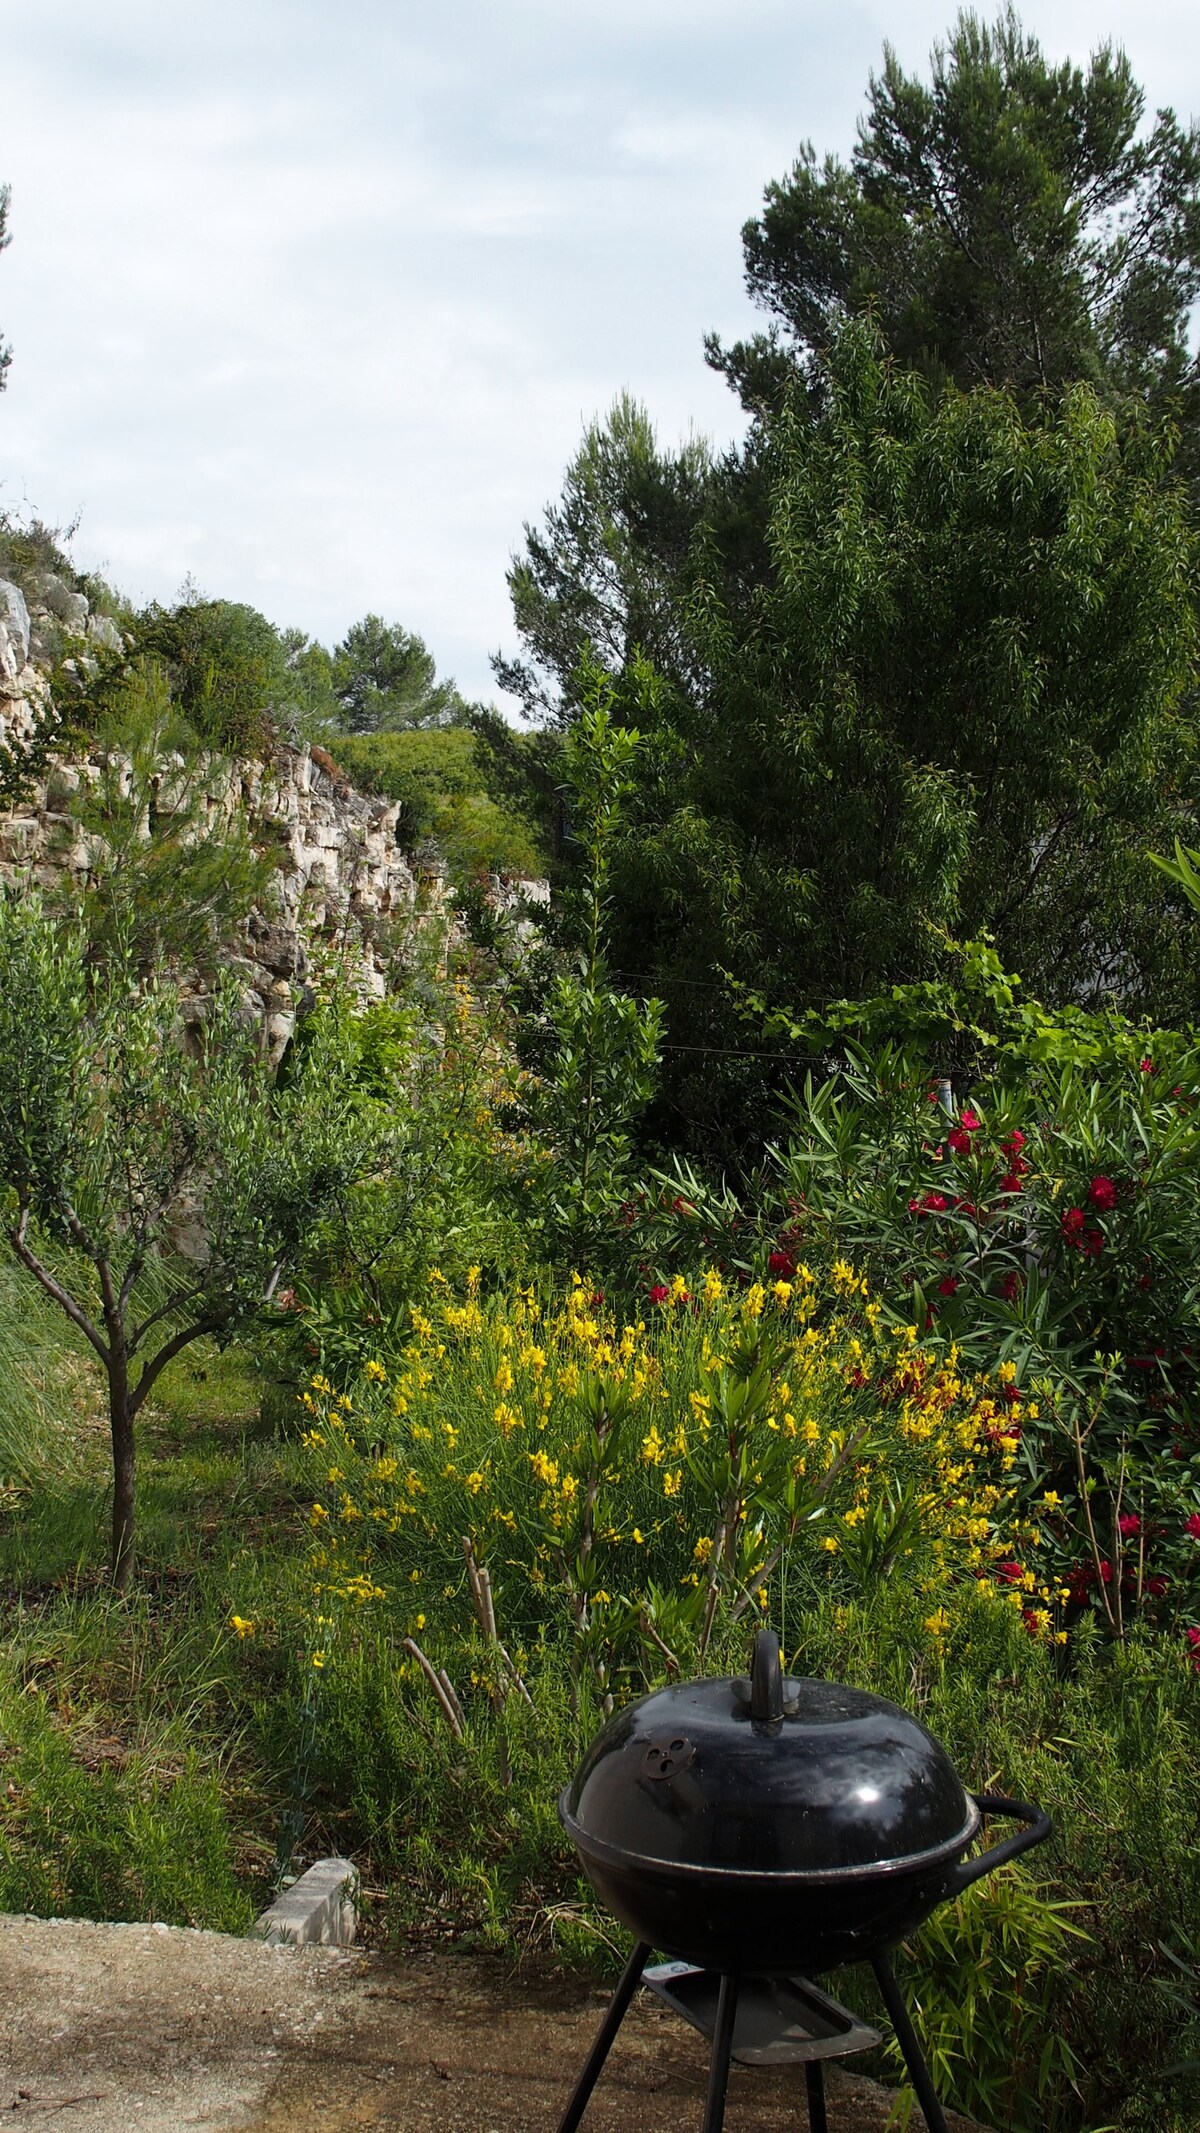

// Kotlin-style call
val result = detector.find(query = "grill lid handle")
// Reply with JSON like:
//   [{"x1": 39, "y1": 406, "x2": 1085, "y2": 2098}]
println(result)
[
  {"x1": 950, "y1": 1792, "x2": 1052, "y2": 1894},
  {"x1": 749, "y1": 1629, "x2": 784, "y2": 1724}
]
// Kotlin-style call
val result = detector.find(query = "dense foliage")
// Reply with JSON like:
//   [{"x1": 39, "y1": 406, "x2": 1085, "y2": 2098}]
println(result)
[{"x1": 327, "y1": 725, "x2": 543, "y2": 881}]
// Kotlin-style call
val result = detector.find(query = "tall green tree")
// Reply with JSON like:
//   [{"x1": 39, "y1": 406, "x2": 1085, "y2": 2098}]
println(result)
[
  {"x1": 332, "y1": 615, "x2": 466, "y2": 734},
  {"x1": 494, "y1": 393, "x2": 716, "y2": 729},
  {"x1": 712, "y1": 7, "x2": 1200, "y2": 447},
  {"x1": 608, "y1": 325, "x2": 1199, "y2": 1156}
]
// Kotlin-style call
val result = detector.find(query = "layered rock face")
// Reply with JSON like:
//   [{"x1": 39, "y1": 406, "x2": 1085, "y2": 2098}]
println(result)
[{"x1": 0, "y1": 573, "x2": 439, "y2": 1064}]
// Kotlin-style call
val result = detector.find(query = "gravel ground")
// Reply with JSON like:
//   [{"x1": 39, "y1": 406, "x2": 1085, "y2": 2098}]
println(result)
[{"x1": 0, "y1": 1914, "x2": 991, "y2": 2132}]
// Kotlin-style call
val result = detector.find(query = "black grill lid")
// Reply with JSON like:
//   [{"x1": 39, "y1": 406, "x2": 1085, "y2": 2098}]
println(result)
[{"x1": 563, "y1": 1633, "x2": 978, "y2": 1880}]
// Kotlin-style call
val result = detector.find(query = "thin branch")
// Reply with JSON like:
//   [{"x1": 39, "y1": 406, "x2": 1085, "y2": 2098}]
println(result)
[
  {"x1": 128, "y1": 1313, "x2": 227, "y2": 1421},
  {"x1": 61, "y1": 1201, "x2": 102, "y2": 1265},
  {"x1": 436, "y1": 1668, "x2": 466, "y2": 1732},
  {"x1": 9, "y1": 1207, "x2": 110, "y2": 1368},
  {"x1": 402, "y1": 1637, "x2": 464, "y2": 1738},
  {"x1": 638, "y1": 1609, "x2": 682, "y2": 1675},
  {"x1": 130, "y1": 1280, "x2": 210, "y2": 1354}
]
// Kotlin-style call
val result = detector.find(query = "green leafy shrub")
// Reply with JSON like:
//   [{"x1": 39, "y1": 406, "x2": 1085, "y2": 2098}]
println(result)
[
  {"x1": 139, "y1": 598, "x2": 290, "y2": 754},
  {"x1": 329, "y1": 726, "x2": 544, "y2": 880}
]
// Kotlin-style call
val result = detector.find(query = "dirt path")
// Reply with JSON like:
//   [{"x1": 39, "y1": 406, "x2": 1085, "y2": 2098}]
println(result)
[{"x1": 0, "y1": 1915, "x2": 990, "y2": 2132}]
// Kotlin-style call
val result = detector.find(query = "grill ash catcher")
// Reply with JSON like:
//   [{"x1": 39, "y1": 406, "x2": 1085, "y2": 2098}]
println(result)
[{"x1": 556, "y1": 1631, "x2": 1050, "y2": 2133}]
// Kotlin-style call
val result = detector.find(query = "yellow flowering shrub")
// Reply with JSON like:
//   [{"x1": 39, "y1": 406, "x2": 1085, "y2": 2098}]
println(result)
[{"x1": 301, "y1": 1263, "x2": 1038, "y2": 1698}]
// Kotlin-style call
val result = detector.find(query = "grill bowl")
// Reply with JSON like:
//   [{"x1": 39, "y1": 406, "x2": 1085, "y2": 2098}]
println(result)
[{"x1": 561, "y1": 1635, "x2": 1049, "y2": 1975}]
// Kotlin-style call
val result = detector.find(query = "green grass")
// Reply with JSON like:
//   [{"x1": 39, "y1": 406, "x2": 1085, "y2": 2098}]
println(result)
[{"x1": 0, "y1": 1318, "x2": 309, "y2": 1929}]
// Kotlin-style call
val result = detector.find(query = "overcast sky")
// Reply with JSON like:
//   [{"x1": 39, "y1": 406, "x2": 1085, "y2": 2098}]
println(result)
[{"x1": 2, "y1": 1, "x2": 1199, "y2": 712}]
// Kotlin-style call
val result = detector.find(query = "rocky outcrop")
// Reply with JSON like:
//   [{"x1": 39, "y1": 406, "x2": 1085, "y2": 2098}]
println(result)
[{"x1": 0, "y1": 574, "x2": 446, "y2": 1066}]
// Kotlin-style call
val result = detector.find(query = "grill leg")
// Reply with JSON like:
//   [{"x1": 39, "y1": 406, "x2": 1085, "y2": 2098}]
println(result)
[
  {"x1": 804, "y1": 2058, "x2": 829, "y2": 2133},
  {"x1": 871, "y1": 1954, "x2": 950, "y2": 2133},
  {"x1": 555, "y1": 1939, "x2": 651, "y2": 2133},
  {"x1": 700, "y1": 1971, "x2": 739, "y2": 2133}
]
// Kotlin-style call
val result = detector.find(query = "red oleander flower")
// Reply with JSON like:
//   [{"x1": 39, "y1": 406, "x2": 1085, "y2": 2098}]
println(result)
[
  {"x1": 768, "y1": 1250, "x2": 796, "y2": 1276},
  {"x1": 648, "y1": 1284, "x2": 669, "y2": 1304},
  {"x1": 1145, "y1": 1575, "x2": 1169, "y2": 1598},
  {"x1": 1140, "y1": 1057, "x2": 1155, "y2": 1074},
  {"x1": 1000, "y1": 1269, "x2": 1024, "y2": 1303},
  {"x1": 1187, "y1": 1627, "x2": 1200, "y2": 1649},
  {"x1": 1088, "y1": 1175, "x2": 1117, "y2": 1212},
  {"x1": 1001, "y1": 1382, "x2": 1022, "y2": 1405},
  {"x1": 946, "y1": 1126, "x2": 973, "y2": 1155},
  {"x1": 996, "y1": 1561, "x2": 1024, "y2": 1584},
  {"x1": 1098, "y1": 1560, "x2": 1114, "y2": 1584},
  {"x1": 1066, "y1": 1564, "x2": 1094, "y2": 1603},
  {"x1": 1118, "y1": 1513, "x2": 1141, "y2": 1538},
  {"x1": 1001, "y1": 1129, "x2": 1026, "y2": 1156},
  {"x1": 937, "y1": 1276, "x2": 959, "y2": 1297},
  {"x1": 1185, "y1": 1514, "x2": 1200, "y2": 1539},
  {"x1": 1083, "y1": 1228, "x2": 1103, "y2": 1257},
  {"x1": 1061, "y1": 1207, "x2": 1085, "y2": 1239},
  {"x1": 908, "y1": 1191, "x2": 949, "y2": 1215},
  {"x1": 960, "y1": 1109, "x2": 981, "y2": 1131},
  {"x1": 999, "y1": 1172, "x2": 1024, "y2": 1195}
]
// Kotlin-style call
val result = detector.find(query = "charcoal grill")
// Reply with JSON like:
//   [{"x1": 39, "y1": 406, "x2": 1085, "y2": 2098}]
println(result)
[{"x1": 556, "y1": 1631, "x2": 1050, "y2": 2132}]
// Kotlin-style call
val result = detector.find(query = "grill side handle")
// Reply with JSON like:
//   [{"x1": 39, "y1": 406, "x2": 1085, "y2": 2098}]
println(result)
[{"x1": 949, "y1": 1792, "x2": 1051, "y2": 1894}]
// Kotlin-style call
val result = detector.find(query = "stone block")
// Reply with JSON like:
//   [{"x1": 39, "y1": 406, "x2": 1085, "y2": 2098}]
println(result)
[{"x1": 251, "y1": 1858, "x2": 358, "y2": 1948}]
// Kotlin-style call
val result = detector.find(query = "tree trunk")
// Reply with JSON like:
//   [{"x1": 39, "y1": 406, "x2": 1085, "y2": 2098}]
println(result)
[{"x1": 108, "y1": 1355, "x2": 135, "y2": 1591}]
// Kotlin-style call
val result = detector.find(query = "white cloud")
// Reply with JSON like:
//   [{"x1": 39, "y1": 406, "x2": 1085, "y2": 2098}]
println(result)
[{"x1": 1, "y1": 0, "x2": 1198, "y2": 706}]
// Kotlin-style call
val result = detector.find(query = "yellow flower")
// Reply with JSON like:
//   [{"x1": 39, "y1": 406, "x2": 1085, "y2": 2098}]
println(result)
[
  {"x1": 744, "y1": 1282, "x2": 766, "y2": 1320},
  {"x1": 494, "y1": 1357, "x2": 515, "y2": 1395},
  {"x1": 312, "y1": 1653, "x2": 326, "y2": 1669},
  {"x1": 924, "y1": 1608, "x2": 951, "y2": 1639},
  {"x1": 364, "y1": 1359, "x2": 387, "y2": 1383},
  {"x1": 632, "y1": 1527, "x2": 645, "y2": 1545},
  {"x1": 701, "y1": 1269, "x2": 724, "y2": 1306},
  {"x1": 663, "y1": 1469, "x2": 682, "y2": 1499},
  {"x1": 465, "y1": 1471, "x2": 486, "y2": 1495},
  {"x1": 772, "y1": 1280, "x2": 793, "y2": 1305},
  {"x1": 820, "y1": 1535, "x2": 839, "y2": 1553},
  {"x1": 229, "y1": 1615, "x2": 255, "y2": 1639}
]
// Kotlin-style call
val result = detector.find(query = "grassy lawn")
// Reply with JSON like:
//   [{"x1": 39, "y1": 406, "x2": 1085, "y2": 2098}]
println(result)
[{"x1": 0, "y1": 1290, "x2": 312, "y2": 1930}]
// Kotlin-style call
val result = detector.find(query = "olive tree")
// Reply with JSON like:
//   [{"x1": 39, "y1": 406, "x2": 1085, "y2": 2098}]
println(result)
[{"x1": 0, "y1": 890, "x2": 373, "y2": 1587}]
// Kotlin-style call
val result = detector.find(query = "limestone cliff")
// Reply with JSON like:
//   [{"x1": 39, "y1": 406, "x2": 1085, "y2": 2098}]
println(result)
[{"x1": 0, "y1": 571, "x2": 444, "y2": 1063}]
